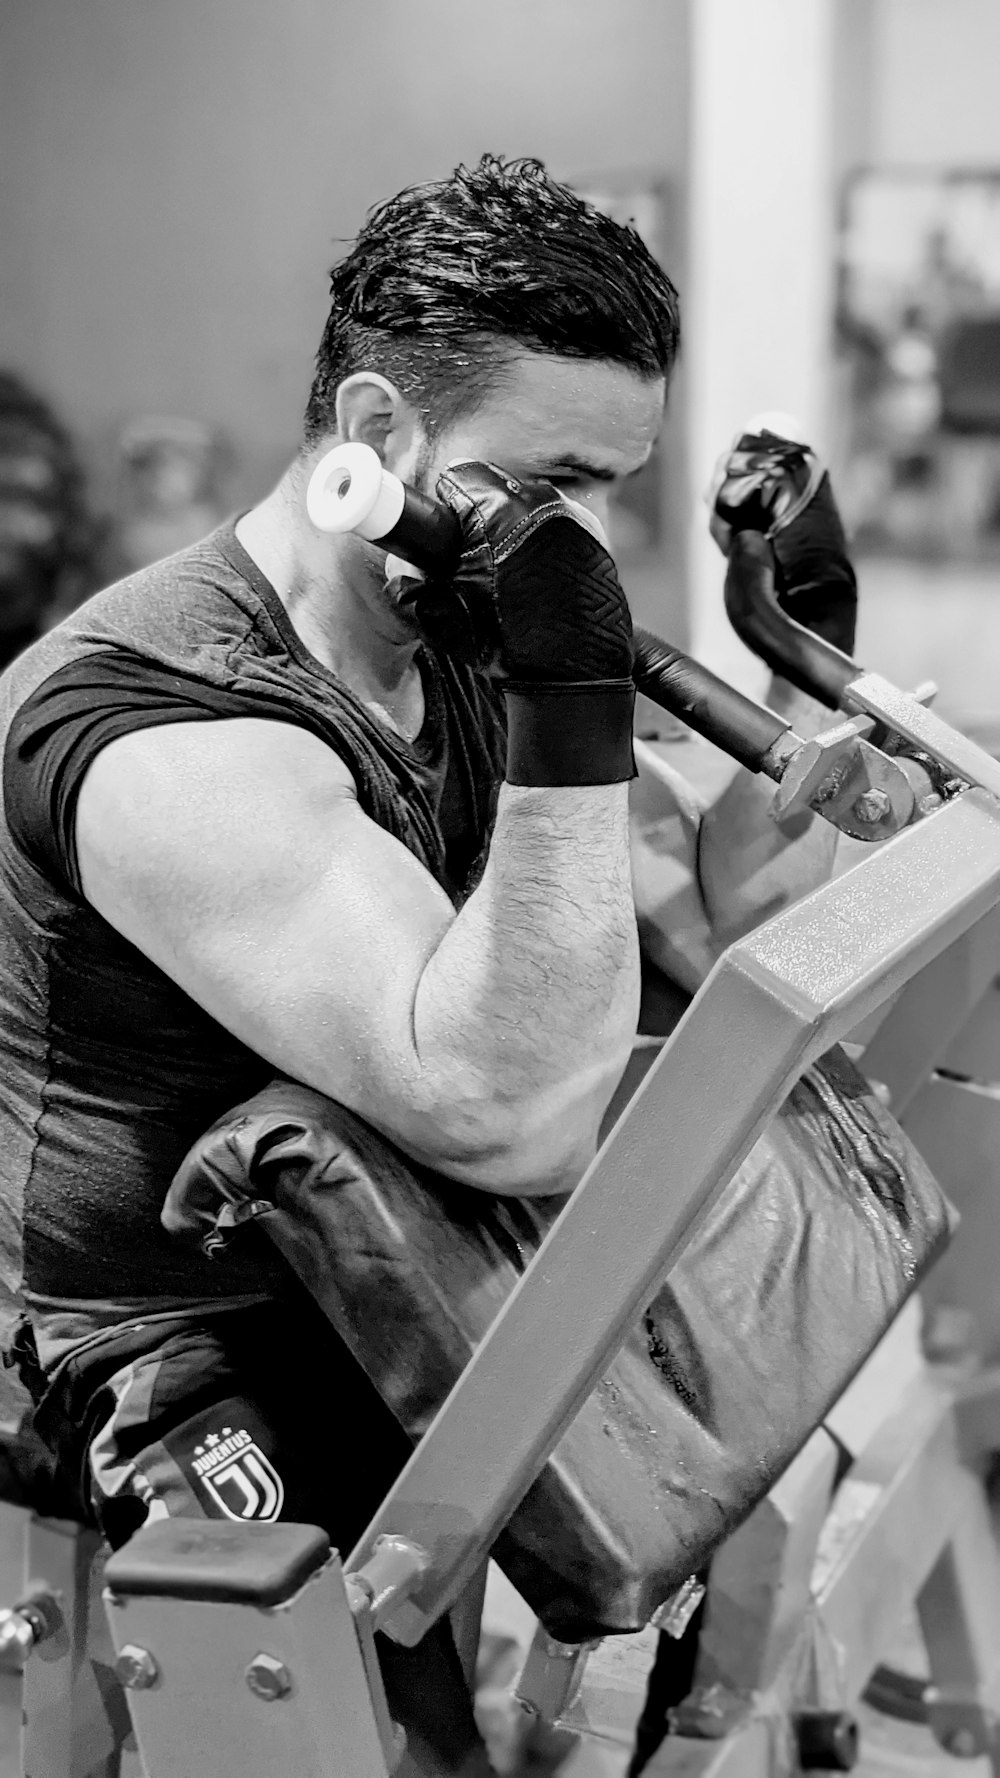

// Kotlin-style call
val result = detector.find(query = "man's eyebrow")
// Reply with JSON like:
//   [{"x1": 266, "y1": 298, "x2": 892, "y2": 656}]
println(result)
[{"x1": 543, "y1": 453, "x2": 620, "y2": 482}]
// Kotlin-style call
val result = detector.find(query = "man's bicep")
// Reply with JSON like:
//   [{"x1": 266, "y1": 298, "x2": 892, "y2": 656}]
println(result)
[{"x1": 74, "y1": 717, "x2": 457, "y2": 1109}]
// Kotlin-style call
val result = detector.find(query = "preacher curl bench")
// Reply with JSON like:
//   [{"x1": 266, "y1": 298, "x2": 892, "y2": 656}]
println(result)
[{"x1": 4, "y1": 519, "x2": 1000, "y2": 1778}]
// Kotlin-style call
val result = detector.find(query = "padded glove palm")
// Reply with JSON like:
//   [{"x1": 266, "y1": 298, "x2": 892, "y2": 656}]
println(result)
[
  {"x1": 395, "y1": 461, "x2": 636, "y2": 785},
  {"x1": 395, "y1": 460, "x2": 633, "y2": 681}
]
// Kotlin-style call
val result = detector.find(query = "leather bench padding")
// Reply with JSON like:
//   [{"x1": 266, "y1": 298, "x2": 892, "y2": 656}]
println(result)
[{"x1": 164, "y1": 1045, "x2": 950, "y2": 1640}]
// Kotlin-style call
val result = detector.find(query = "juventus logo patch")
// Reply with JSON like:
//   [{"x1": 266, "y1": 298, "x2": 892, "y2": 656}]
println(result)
[{"x1": 190, "y1": 1427, "x2": 285, "y2": 1523}]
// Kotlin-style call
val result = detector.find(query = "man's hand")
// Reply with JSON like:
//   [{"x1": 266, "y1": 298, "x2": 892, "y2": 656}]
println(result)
[
  {"x1": 395, "y1": 462, "x2": 636, "y2": 786},
  {"x1": 397, "y1": 461, "x2": 633, "y2": 680},
  {"x1": 709, "y1": 426, "x2": 858, "y2": 657}
]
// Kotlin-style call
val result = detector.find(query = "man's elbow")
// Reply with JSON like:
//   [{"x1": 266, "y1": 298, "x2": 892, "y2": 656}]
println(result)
[
  {"x1": 410, "y1": 1076, "x2": 614, "y2": 1199},
  {"x1": 441, "y1": 1124, "x2": 595, "y2": 1199},
  {"x1": 473, "y1": 1124, "x2": 596, "y2": 1198}
]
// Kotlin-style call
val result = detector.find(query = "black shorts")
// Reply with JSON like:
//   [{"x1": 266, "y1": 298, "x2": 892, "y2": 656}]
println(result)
[{"x1": 25, "y1": 1288, "x2": 489, "y2": 1776}]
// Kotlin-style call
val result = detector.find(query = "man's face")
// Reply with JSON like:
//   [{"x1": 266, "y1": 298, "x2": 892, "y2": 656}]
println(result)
[{"x1": 416, "y1": 351, "x2": 666, "y2": 539}]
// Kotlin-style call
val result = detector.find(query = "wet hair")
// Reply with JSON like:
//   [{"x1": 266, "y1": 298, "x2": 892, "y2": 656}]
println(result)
[{"x1": 304, "y1": 154, "x2": 680, "y2": 445}]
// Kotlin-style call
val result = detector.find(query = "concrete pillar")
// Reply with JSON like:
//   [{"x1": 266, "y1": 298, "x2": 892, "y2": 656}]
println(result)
[{"x1": 685, "y1": 0, "x2": 839, "y2": 692}]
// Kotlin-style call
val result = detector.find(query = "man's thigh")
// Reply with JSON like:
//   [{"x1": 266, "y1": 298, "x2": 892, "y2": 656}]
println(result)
[
  {"x1": 55, "y1": 1295, "x2": 489, "y2": 1775},
  {"x1": 70, "y1": 1296, "x2": 413, "y2": 1552}
]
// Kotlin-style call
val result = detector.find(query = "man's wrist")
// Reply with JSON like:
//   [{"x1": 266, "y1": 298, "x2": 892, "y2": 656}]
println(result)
[{"x1": 503, "y1": 681, "x2": 637, "y2": 786}]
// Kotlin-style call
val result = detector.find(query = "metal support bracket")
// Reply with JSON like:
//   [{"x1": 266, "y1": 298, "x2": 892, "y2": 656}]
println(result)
[
  {"x1": 513, "y1": 1625, "x2": 602, "y2": 1726},
  {"x1": 770, "y1": 715, "x2": 916, "y2": 839},
  {"x1": 924, "y1": 1686, "x2": 1000, "y2": 1763}
]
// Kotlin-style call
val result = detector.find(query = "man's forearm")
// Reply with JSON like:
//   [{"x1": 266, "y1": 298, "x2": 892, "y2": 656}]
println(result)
[
  {"x1": 697, "y1": 675, "x2": 838, "y2": 949},
  {"x1": 411, "y1": 782, "x2": 640, "y2": 1190}
]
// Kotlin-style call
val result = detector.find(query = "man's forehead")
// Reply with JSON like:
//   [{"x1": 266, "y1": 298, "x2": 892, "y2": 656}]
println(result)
[{"x1": 460, "y1": 351, "x2": 665, "y2": 474}]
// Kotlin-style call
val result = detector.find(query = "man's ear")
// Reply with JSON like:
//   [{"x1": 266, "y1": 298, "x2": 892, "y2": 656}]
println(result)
[{"x1": 334, "y1": 372, "x2": 421, "y2": 472}]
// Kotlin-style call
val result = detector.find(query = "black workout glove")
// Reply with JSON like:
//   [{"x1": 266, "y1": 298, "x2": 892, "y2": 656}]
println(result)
[
  {"x1": 394, "y1": 461, "x2": 635, "y2": 786},
  {"x1": 710, "y1": 429, "x2": 858, "y2": 656}
]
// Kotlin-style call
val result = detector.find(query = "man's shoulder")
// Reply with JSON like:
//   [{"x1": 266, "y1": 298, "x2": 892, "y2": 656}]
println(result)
[{"x1": 63, "y1": 523, "x2": 272, "y2": 670}]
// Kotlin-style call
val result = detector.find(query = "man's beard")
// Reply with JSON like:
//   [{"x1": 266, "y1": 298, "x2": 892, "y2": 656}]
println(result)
[
  {"x1": 409, "y1": 431, "x2": 439, "y2": 497},
  {"x1": 375, "y1": 431, "x2": 438, "y2": 623}
]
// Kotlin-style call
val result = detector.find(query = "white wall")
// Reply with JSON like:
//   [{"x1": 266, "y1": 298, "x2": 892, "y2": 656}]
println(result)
[
  {"x1": 0, "y1": 0, "x2": 690, "y2": 632},
  {"x1": 684, "y1": 0, "x2": 838, "y2": 689},
  {"x1": 872, "y1": 0, "x2": 1000, "y2": 166}
]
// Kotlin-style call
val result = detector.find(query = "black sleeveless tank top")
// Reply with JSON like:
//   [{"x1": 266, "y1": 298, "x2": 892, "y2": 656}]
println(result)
[{"x1": 0, "y1": 524, "x2": 506, "y2": 1311}]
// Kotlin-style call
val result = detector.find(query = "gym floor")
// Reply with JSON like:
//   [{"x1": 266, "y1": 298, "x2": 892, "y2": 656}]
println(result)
[{"x1": 476, "y1": 1503, "x2": 1000, "y2": 1776}]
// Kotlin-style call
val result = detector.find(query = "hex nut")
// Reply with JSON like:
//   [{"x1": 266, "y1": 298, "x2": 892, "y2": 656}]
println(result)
[
  {"x1": 945, "y1": 1726, "x2": 979, "y2": 1758},
  {"x1": 115, "y1": 1644, "x2": 160, "y2": 1690},
  {"x1": 0, "y1": 1611, "x2": 37, "y2": 1669},
  {"x1": 852, "y1": 788, "x2": 892, "y2": 825},
  {"x1": 15, "y1": 1583, "x2": 64, "y2": 1648},
  {"x1": 246, "y1": 1652, "x2": 293, "y2": 1701}
]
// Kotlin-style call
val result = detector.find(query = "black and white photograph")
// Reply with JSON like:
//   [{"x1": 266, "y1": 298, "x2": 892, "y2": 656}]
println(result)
[{"x1": 3, "y1": 5, "x2": 1000, "y2": 1775}]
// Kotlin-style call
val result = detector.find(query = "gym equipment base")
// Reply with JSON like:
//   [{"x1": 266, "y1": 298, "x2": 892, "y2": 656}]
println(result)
[{"x1": 6, "y1": 786, "x2": 1000, "y2": 1774}]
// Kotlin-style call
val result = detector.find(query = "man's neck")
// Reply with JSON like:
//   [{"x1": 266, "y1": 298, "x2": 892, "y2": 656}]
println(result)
[{"x1": 235, "y1": 468, "x2": 426, "y2": 738}]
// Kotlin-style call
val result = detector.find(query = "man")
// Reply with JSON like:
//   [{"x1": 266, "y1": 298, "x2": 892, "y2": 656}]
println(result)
[{"x1": 0, "y1": 157, "x2": 853, "y2": 1773}]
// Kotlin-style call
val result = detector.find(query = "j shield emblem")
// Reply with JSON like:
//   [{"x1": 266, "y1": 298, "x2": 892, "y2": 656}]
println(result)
[{"x1": 190, "y1": 1427, "x2": 285, "y2": 1523}]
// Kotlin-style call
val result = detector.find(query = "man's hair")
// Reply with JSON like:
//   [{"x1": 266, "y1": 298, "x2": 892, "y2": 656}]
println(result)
[{"x1": 304, "y1": 155, "x2": 680, "y2": 446}]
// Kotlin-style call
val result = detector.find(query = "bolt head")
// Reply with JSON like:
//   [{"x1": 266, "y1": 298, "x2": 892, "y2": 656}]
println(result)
[
  {"x1": 0, "y1": 1612, "x2": 36, "y2": 1669},
  {"x1": 852, "y1": 788, "x2": 893, "y2": 825},
  {"x1": 246, "y1": 1653, "x2": 293, "y2": 1701},
  {"x1": 115, "y1": 1644, "x2": 160, "y2": 1690},
  {"x1": 945, "y1": 1726, "x2": 979, "y2": 1757}
]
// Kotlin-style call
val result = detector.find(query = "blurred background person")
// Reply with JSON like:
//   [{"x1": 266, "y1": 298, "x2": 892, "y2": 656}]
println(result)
[
  {"x1": 107, "y1": 414, "x2": 235, "y2": 577},
  {"x1": 0, "y1": 371, "x2": 99, "y2": 666}
]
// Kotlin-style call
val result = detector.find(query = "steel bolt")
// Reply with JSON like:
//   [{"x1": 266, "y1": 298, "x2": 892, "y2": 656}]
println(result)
[
  {"x1": 17, "y1": 1588, "x2": 64, "y2": 1649},
  {"x1": 852, "y1": 788, "x2": 892, "y2": 825},
  {"x1": 115, "y1": 1644, "x2": 160, "y2": 1690},
  {"x1": 246, "y1": 1653, "x2": 293, "y2": 1701},
  {"x1": 944, "y1": 1726, "x2": 979, "y2": 1758},
  {"x1": 0, "y1": 1611, "x2": 36, "y2": 1669}
]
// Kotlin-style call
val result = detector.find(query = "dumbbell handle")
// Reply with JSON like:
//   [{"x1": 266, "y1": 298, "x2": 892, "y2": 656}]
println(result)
[
  {"x1": 310, "y1": 444, "x2": 923, "y2": 836},
  {"x1": 310, "y1": 437, "x2": 865, "y2": 719},
  {"x1": 307, "y1": 446, "x2": 795, "y2": 775},
  {"x1": 724, "y1": 544, "x2": 857, "y2": 711},
  {"x1": 633, "y1": 629, "x2": 791, "y2": 775}
]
